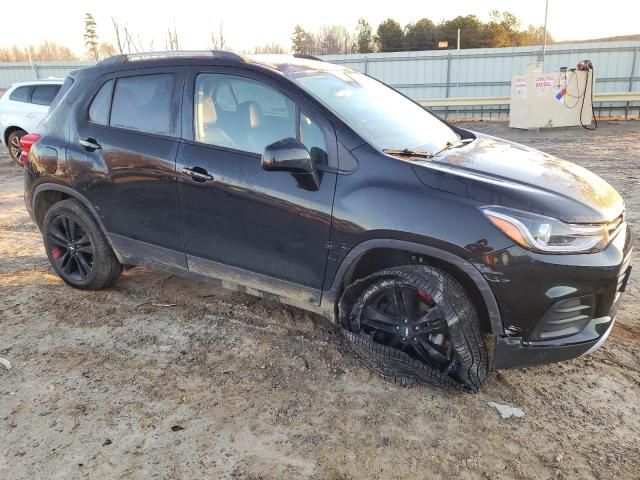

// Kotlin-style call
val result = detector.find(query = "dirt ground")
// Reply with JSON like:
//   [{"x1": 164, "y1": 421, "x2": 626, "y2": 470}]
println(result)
[{"x1": 1, "y1": 121, "x2": 639, "y2": 480}]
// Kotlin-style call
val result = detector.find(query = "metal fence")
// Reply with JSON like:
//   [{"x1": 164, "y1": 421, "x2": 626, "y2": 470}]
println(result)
[
  {"x1": 0, "y1": 61, "x2": 94, "y2": 86},
  {"x1": 323, "y1": 40, "x2": 640, "y2": 120},
  {"x1": 1, "y1": 40, "x2": 638, "y2": 120}
]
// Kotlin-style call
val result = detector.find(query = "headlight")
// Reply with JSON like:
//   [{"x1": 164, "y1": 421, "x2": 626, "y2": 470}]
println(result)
[{"x1": 480, "y1": 206, "x2": 621, "y2": 254}]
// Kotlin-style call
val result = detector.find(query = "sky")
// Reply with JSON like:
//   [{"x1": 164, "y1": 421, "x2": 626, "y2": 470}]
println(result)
[{"x1": 0, "y1": 0, "x2": 638, "y2": 55}]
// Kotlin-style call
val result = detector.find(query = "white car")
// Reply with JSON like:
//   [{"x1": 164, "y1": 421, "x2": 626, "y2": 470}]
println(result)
[{"x1": 0, "y1": 79, "x2": 64, "y2": 164}]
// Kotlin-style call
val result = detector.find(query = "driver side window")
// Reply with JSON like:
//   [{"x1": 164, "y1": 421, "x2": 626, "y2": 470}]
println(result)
[{"x1": 194, "y1": 74, "x2": 295, "y2": 154}]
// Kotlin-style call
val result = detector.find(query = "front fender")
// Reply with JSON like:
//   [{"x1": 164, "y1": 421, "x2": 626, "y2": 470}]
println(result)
[{"x1": 321, "y1": 238, "x2": 503, "y2": 335}]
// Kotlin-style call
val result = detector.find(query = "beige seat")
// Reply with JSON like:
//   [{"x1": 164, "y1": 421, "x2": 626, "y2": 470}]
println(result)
[{"x1": 196, "y1": 90, "x2": 237, "y2": 149}]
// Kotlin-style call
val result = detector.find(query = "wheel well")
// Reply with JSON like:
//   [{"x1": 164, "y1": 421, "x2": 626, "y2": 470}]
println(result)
[
  {"x1": 339, "y1": 247, "x2": 493, "y2": 334},
  {"x1": 33, "y1": 190, "x2": 71, "y2": 229},
  {"x1": 4, "y1": 126, "x2": 26, "y2": 145}
]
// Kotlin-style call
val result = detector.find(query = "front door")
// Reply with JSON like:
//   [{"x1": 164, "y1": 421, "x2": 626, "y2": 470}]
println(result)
[{"x1": 177, "y1": 68, "x2": 338, "y2": 306}]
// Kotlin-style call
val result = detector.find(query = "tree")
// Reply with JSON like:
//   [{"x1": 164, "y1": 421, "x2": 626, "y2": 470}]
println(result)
[
  {"x1": 84, "y1": 13, "x2": 99, "y2": 61},
  {"x1": 291, "y1": 25, "x2": 316, "y2": 55},
  {"x1": 111, "y1": 18, "x2": 125, "y2": 54},
  {"x1": 253, "y1": 43, "x2": 287, "y2": 54},
  {"x1": 0, "y1": 42, "x2": 78, "y2": 62},
  {"x1": 521, "y1": 25, "x2": 552, "y2": 46},
  {"x1": 98, "y1": 42, "x2": 117, "y2": 59},
  {"x1": 356, "y1": 18, "x2": 374, "y2": 53},
  {"x1": 484, "y1": 10, "x2": 523, "y2": 47},
  {"x1": 404, "y1": 18, "x2": 437, "y2": 51},
  {"x1": 210, "y1": 21, "x2": 227, "y2": 50},
  {"x1": 439, "y1": 15, "x2": 488, "y2": 49},
  {"x1": 376, "y1": 18, "x2": 404, "y2": 52},
  {"x1": 317, "y1": 25, "x2": 355, "y2": 54},
  {"x1": 166, "y1": 23, "x2": 179, "y2": 50}
]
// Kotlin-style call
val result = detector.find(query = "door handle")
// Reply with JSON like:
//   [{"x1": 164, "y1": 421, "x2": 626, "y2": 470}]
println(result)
[
  {"x1": 26, "y1": 113, "x2": 36, "y2": 118},
  {"x1": 79, "y1": 138, "x2": 101, "y2": 151},
  {"x1": 181, "y1": 166, "x2": 214, "y2": 182}
]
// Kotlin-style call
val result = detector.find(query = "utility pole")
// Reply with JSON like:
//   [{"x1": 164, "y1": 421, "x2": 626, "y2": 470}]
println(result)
[
  {"x1": 456, "y1": 28, "x2": 461, "y2": 119},
  {"x1": 25, "y1": 47, "x2": 38, "y2": 79},
  {"x1": 542, "y1": 0, "x2": 549, "y2": 65}
]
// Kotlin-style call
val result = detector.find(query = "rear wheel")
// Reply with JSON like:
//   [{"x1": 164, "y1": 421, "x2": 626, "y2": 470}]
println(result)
[
  {"x1": 344, "y1": 265, "x2": 488, "y2": 391},
  {"x1": 42, "y1": 199, "x2": 122, "y2": 290},
  {"x1": 7, "y1": 129, "x2": 26, "y2": 165}
]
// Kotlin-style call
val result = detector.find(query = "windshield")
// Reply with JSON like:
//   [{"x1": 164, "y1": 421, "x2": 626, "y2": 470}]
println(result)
[{"x1": 291, "y1": 70, "x2": 459, "y2": 153}]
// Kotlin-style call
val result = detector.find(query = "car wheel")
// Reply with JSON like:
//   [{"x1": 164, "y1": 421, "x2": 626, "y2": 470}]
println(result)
[
  {"x1": 344, "y1": 265, "x2": 488, "y2": 391},
  {"x1": 7, "y1": 129, "x2": 26, "y2": 165},
  {"x1": 42, "y1": 199, "x2": 123, "y2": 290}
]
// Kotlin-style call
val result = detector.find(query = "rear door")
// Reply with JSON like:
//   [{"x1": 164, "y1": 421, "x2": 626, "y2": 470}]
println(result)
[
  {"x1": 2, "y1": 85, "x2": 36, "y2": 131},
  {"x1": 67, "y1": 67, "x2": 187, "y2": 269},
  {"x1": 176, "y1": 66, "x2": 338, "y2": 306}
]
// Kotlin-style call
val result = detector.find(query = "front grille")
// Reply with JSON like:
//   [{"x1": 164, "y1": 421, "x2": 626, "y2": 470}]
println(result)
[{"x1": 533, "y1": 295, "x2": 595, "y2": 340}]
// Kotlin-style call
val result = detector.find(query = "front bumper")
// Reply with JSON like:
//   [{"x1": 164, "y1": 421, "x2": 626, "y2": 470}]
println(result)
[
  {"x1": 494, "y1": 301, "x2": 619, "y2": 369},
  {"x1": 481, "y1": 225, "x2": 633, "y2": 369}
]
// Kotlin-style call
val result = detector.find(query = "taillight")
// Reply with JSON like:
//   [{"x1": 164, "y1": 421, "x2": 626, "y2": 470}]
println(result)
[{"x1": 19, "y1": 133, "x2": 41, "y2": 167}]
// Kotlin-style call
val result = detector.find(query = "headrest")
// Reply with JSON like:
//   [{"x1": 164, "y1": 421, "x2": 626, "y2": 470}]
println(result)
[
  {"x1": 238, "y1": 101, "x2": 264, "y2": 128},
  {"x1": 201, "y1": 96, "x2": 217, "y2": 124},
  {"x1": 196, "y1": 93, "x2": 217, "y2": 140}
]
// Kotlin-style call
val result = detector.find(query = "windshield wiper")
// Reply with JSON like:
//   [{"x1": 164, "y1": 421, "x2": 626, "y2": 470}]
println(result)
[
  {"x1": 430, "y1": 138, "x2": 475, "y2": 157},
  {"x1": 384, "y1": 138, "x2": 474, "y2": 160},
  {"x1": 382, "y1": 148, "x2": 434, "y2": 159}
]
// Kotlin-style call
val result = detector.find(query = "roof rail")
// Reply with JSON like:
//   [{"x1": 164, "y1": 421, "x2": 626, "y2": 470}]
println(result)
[
  {"x1": 98, "y1": 50, "x2": 244, "y2": 66},
  {"x1": 293, "y1": 54, "x2": 324, "y2": 62}
]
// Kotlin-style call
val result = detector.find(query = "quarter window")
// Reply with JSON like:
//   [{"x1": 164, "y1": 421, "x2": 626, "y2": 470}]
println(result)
[
  {"x1": 31, "y1": 84, "x2": 62, "y2": 106},
  {"x1": 110, "y1": 74, "x2": 174, "y2": 135},
  {"x1": 194, "y1": 74, "x2": 295, "y2": 154},
  {"x1": 88, "y1": 80, "x2": 113, "y2": 125}
]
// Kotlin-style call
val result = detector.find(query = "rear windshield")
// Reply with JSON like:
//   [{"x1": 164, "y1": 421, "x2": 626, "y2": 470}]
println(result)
[{"x1": 31, "y1": 84, "x2": 62, "y2": 106}]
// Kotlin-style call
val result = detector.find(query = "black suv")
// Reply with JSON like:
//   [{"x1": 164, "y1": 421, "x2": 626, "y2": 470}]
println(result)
[{"x1": 24, "y1": 51, "x2": 632, "y2": 391}]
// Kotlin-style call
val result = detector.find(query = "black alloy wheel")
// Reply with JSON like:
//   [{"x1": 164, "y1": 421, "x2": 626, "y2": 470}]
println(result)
[
  {"x1": 357, "y1": 283, "x2": 456, "y2": 371},
  {"x1": 45, "y1": 215, "x2": 95, "y2": 282},
  {"x1": 345, "y1": 265, "x2": 489, "y2": 391}
]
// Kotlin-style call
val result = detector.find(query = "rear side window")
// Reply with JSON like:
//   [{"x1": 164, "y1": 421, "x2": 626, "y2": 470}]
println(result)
[
  {"x1": 31, "y1": 84, "x2": 62, "y2": 106},
  {"x1": 89, "y1": 80, "x2": 114, "y2": 125},
  {"x1": 9, "y1": 86, "x2": 32, "y2": 103},
  {"x1": 110, "y1": 74, "x2": 174, "y2": 135}
]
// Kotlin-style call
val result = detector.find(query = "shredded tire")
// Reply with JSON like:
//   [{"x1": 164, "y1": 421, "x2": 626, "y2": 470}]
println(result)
[{"x1": 340, "y1": 265, "x2": 488, "y2": 392}]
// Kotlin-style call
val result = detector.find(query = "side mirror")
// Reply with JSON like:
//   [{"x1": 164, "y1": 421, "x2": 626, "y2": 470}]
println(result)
[
  {"x1": 261, "y1": 138, "x2": 320, "y2": 191},
  {"x1": 261, "y1": 138, "x2": 313, "y2": 173}
]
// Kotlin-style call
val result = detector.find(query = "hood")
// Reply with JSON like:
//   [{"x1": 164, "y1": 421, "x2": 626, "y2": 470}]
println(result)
[{"x1": 411, "y1": 132, "x2": 624, "y2": 224}]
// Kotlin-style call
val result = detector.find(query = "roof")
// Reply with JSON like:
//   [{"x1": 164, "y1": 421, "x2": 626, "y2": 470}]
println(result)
[
  {"x1": 8, "y1": 79, "x2": 64, "y2": 87},
  {"x1": 95, "y1": 50, "x2": 346, "y2": 76}
]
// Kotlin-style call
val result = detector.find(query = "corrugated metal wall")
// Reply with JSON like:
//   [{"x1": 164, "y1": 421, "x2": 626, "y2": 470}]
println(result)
[
  {"x1": 1, "y1": 41, "x2": 638, "y2": 118},
  {"x1": 322, "y1": 41, "x2": 640, "y2": 99},
  {"x1": 0, "y1": 61, "x2": 94, "y2": 87},
  {"x1": 324, "y1": 41, "x2": 640, "y2": 119}
]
